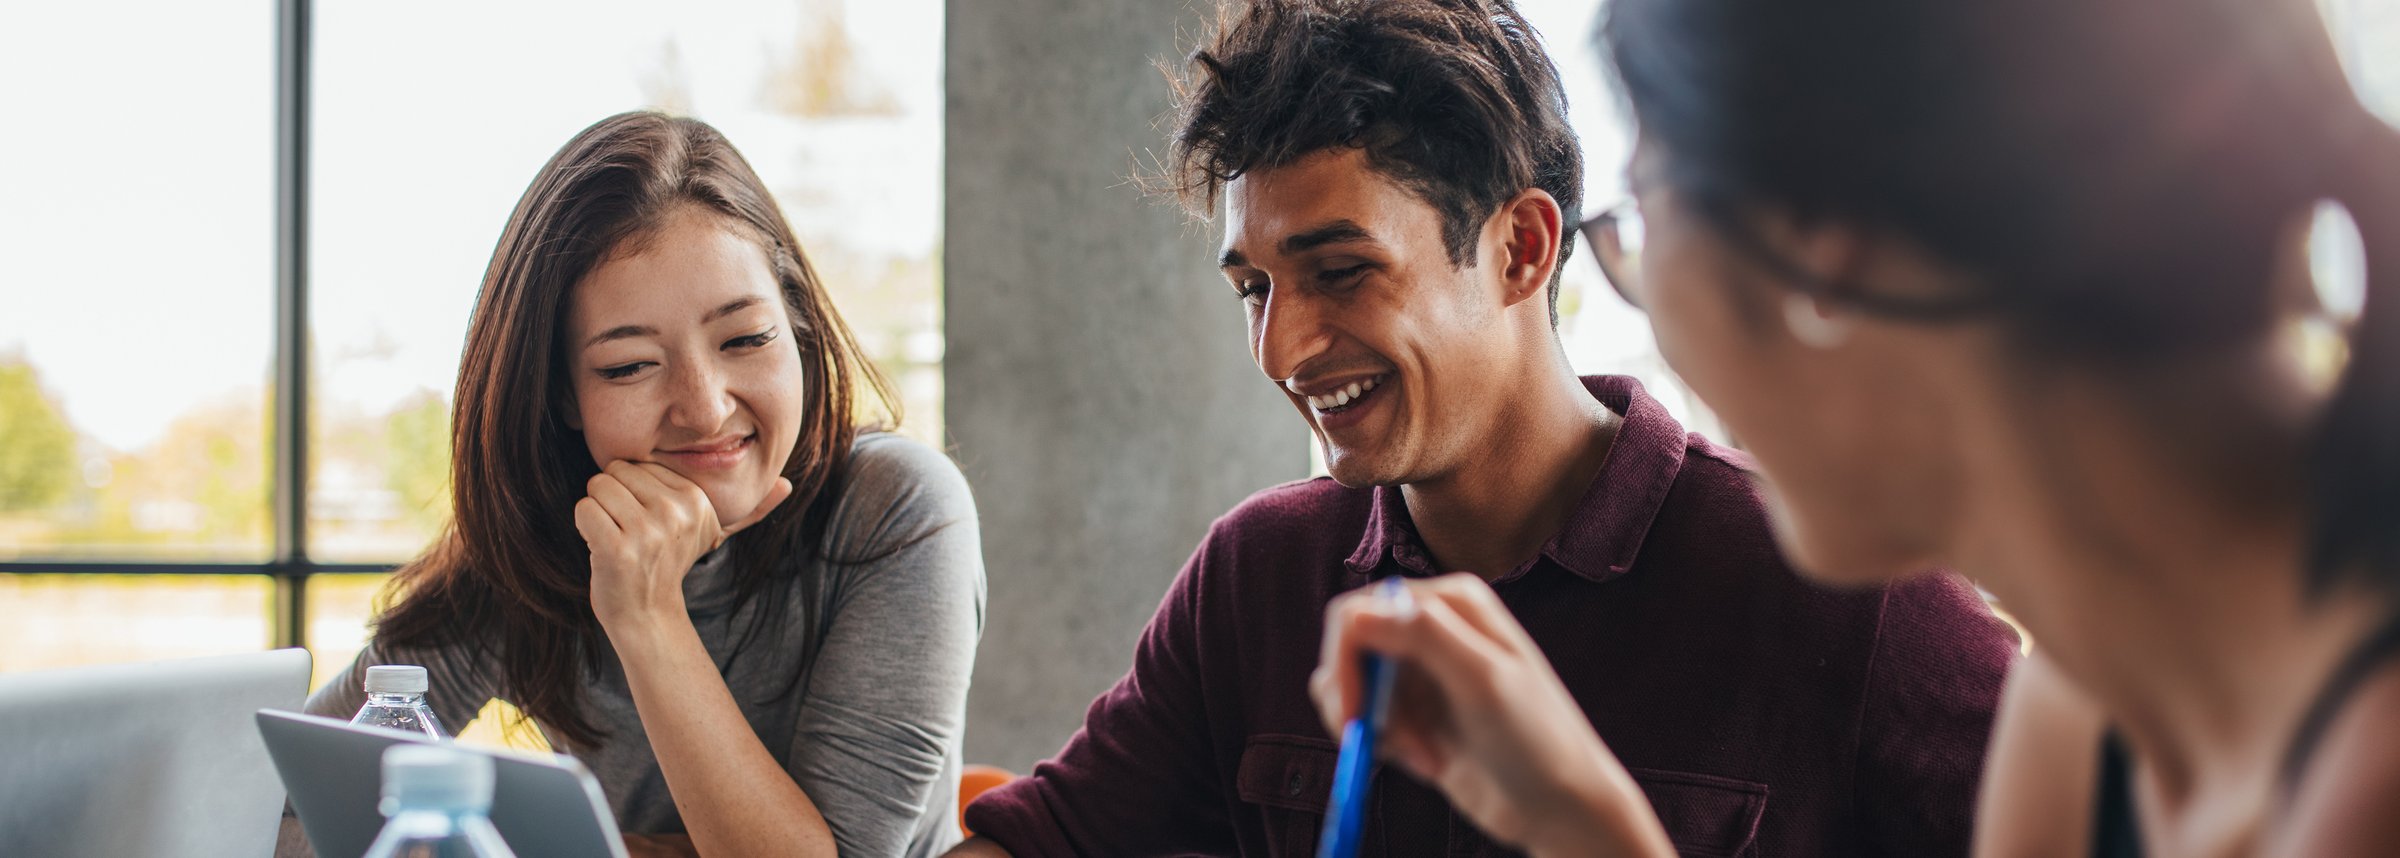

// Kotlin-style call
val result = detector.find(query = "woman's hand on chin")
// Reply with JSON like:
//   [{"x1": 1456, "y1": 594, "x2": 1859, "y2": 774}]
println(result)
[{"x1": 575, "y1": 459, "x2": 794, "y2": 634}]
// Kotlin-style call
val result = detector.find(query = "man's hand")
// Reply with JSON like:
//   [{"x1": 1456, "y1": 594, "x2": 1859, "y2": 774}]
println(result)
[
  {"x1": 1311, "y1": 573, "x2": 1677, "y2": 858},
  {"x1": 574, "y1": 460, "x2": 792, "y2": 634}
]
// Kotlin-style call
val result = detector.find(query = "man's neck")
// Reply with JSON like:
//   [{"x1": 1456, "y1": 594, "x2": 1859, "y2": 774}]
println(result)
[{"x1": 1402, "y1": 369, "x2": 1619, "y2": 580}]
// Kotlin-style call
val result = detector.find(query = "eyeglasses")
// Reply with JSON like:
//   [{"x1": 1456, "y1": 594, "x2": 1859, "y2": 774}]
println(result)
[
  {"x1": 1579, "y1": 200, "x2": 1646, "y2": 310},
  {"x1": 1579, "y1": 199, "x2": 2007, "y2": 322}
]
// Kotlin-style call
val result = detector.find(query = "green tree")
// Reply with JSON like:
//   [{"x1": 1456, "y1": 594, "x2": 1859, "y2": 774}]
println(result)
[
  {"x1": 0, "y1": 357, "x2": 78, "y2": 513},
  {"x1": 760, "y1": 0, "x2": 899, "y2": 119},
  {"x1": 383, "y1": 390, "x2": 452, "y2": 531}
]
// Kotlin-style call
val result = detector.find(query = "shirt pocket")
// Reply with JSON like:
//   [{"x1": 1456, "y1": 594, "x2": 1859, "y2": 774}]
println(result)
[
  {"x1": 1237, "y1": 734, "x2": 1340, "y2": 857},
  {"x1": 1628, "y1": 768, "x2": 1769, "y2": 858}
]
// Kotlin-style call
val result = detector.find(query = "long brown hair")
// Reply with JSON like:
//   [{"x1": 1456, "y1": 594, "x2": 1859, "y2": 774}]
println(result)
[{"x1": 375, "y1": 111, "x2": 898, "y2": 748}]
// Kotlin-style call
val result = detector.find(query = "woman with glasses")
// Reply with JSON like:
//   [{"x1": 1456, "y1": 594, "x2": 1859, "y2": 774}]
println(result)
[{"x1": 1314, "y1": 0, "x2": 2400, "y2": 855}]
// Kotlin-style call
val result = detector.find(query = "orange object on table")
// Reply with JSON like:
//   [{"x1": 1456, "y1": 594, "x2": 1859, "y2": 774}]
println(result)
[{"x1": 957, "y1": 764, "x2": 1018, "y2": 838}]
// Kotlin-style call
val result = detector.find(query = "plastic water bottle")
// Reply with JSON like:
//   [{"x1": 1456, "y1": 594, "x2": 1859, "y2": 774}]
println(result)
[
  {"x1": 352, "y1": 665, "x2": 445, "y2": 740},
  {"x1": 361, "y1": 744, "x2": 516, "y2": 858}
]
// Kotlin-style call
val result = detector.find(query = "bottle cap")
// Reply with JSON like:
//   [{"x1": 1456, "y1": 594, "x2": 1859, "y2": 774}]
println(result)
[
  {"x1": 363, "y1": 665, "x2": 429, "y2": 694},
  {"x1": 379, "y1": 744, "x2": 495, "y2": 815}
]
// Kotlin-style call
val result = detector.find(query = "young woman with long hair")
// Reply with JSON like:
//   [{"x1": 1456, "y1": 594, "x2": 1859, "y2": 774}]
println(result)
[
  {"x1": 299, "y1": 111, "x2": 984, "y2": 858},
  {"x1": 1312, "y1": 0, "x2": 2400, "y2": 854}
]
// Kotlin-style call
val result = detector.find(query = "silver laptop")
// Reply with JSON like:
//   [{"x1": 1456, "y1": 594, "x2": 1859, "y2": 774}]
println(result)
[
  {"x1": 256, "y1": 710, "x2": 631, "y2": 858},
  {"x1": 0, "y1": 648, "x2": 312, "y2": 857}
]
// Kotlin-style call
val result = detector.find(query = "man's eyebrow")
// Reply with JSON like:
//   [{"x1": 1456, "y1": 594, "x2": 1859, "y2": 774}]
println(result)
[
  {"x1": 1220, "y1": 220, "x2": 1381, "y2": 270},
  {"x1": 1280, "y1": 220, "x2": 1377, "y2": 256}
]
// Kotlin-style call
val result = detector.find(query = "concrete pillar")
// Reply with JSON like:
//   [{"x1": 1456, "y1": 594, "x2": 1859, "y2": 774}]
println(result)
[{"x1": 944, "y1": 0, "x2": 1312, "y2": 771}]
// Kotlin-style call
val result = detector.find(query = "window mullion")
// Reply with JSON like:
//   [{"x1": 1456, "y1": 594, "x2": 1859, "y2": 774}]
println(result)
[{"x1": 272, "y1": 0, "x2": 313, "y2": 649}]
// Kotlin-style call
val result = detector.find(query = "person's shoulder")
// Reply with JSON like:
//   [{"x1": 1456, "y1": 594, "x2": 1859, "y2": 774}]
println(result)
[
  {"x1": 1638, "y1": 431, "x2": 1782, "y2": 569},
  {"x1": 1974, "y1": 652, "x2": 2105, "y2": 858},
  {"x1": 1676, "y1": 430, "x2": 1766, "y2": 493},
  {"x1": 846, "y1": 431, "x2": 971, "y2": 493},
  {"x1": 1208, "y1": 475, "x2": 1372, "y2": 545},
  {"x1": 2275, "y1": 663, "x2": 2400, "y2": 856},
  {"x1": 814, "y1": 431, "x2": 979, "y2": 563},
  {"x1": 837, "y1": 431, "x2": 976, "y2": 518}
]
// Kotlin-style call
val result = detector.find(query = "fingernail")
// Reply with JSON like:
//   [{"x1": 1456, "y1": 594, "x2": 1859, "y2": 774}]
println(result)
[{"x1": 1376, "y1": 576, "x2": 1418, "y2": 620}]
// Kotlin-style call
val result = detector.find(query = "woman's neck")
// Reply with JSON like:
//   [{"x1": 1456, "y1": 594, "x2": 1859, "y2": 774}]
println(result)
[{"x1": 1952, "y1": 367, "x2": 2380, "y2": 821}]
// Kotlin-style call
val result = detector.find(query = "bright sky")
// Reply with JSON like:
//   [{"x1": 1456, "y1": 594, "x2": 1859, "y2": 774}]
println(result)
[{"x1": 0, "y1": 0, "x2": 941, "y2": 453}]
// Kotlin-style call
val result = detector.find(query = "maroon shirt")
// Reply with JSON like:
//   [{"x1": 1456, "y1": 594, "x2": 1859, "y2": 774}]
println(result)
[{"x1": 968, "y1": 375, "x2": 2017, "y2": 857}]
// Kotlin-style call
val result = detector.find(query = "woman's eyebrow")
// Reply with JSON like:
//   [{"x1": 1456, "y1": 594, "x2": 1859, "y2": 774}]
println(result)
[
  {"x1": 702, "y1": 295, "x2": 764, "y2": 323},
  {"x1": 582, "y1": 296, "x2": 768, "y2": 351},
  {"x1": 584, "y1": 324, "x2": 656, "y2": 350}
]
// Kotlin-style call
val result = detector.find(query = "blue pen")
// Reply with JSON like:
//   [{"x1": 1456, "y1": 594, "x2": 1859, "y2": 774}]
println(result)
[{"x1": 1318, "y1": 576, "x2": 1408, "y2": 858}]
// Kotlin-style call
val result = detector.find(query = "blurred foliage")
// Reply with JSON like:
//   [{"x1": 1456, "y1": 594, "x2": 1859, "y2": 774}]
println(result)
[
  {"x1": 384, "y1": 390, "x2": 453, "y2": 533},
  {"x1": 761, "y1": 0, "x2": 897, "y2": 119},
  {"x1": 0, "y1": 356, "x2": 76, "y2": 513},
  {"x1": 15, "y1": 388, "x2": 272, "y2": 559}
]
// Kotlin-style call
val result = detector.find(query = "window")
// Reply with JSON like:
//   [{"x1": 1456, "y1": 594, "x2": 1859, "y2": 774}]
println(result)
[
  {"x1": 0, "y1": 1, "x2": 276, "y2": 564},
  {"x1": 0, "y1": 0, "x2": 944, "y2": 689}
]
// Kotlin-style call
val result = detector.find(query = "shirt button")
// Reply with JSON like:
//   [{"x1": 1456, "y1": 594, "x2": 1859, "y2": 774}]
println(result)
[{"x1": 1285, "y1": 772, "x2": 1306, "y2": 797}]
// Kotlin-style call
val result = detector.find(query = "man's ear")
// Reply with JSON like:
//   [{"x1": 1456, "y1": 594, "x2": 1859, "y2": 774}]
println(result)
[{"x1": 1493, "y1": 188, "x2": 1564, "y2": 309}]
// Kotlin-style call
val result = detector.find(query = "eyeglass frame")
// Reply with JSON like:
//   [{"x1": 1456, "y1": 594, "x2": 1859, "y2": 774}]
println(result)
[{"x1": 1576, "y1": 197, "x2": 1999, "y2": 323}]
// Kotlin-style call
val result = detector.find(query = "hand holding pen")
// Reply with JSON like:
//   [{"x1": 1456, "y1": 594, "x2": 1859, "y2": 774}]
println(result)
[{"x1": 1310, "y1": 573, "x2": 1677, "y2": 858}]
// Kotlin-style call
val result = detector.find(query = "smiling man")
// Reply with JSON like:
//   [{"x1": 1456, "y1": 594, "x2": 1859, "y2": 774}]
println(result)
[{"x1": 950, "y1": 1, "x2": 2016, "y2": 855}]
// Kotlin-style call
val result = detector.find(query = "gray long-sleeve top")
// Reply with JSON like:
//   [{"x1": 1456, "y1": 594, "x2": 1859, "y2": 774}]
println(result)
[{"x1": 304, "y1": 433, "x2": 986, "y2": 857}]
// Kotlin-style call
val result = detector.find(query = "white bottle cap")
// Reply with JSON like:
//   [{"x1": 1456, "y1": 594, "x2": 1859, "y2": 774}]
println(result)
[
  {"x1": 379, "y1": 744, "x2": 495, "y2": 814},
  {"x1": 363, "y1": 665, "x2": 429, "y2": 694}
]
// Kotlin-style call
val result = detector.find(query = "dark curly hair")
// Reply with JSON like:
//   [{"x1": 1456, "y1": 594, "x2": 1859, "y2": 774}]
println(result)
[{"x1": 1166, "y1": 0, "x2": 1584, "y2": 321}]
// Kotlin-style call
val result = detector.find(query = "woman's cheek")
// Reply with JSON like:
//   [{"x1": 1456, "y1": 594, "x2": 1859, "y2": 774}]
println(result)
[
  {"x1": 575, "y1": 385, "x2": 652, "y2": 467},
  {"x1": 1641, "y1": 251, "x2": 1735, "y2": 400}
]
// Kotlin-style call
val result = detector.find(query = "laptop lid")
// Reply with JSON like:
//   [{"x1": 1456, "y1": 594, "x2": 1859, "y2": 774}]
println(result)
[
  {"x1": 0, "y1": 648, "x2": 312, "y2": 857},
  {"x1": 256, "y1": 709, "x2": 631, "y2": 858}
]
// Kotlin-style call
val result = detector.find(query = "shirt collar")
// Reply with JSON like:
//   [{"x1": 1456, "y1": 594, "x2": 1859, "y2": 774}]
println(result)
[{"x1": 1341, "y1": 375, "x2": 1690, "y2": 585}]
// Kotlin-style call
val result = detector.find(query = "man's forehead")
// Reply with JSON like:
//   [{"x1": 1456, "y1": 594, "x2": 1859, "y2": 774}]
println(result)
[{"x1": 1220, "y1": 151, "x2": 1419, "y2": 259}]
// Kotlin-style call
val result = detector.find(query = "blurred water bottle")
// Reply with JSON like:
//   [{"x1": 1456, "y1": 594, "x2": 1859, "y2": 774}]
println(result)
[
  {"x1": 352, "y1": 665, "x2": 445, "y2": 740},
  {"x1": 361, "y1": 744, "x2": 516, "y2": 858}
]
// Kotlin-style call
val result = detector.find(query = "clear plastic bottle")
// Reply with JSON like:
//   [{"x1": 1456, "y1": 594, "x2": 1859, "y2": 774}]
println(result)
[
  {"x1": 361, "y1": 744, "x2": 516, "y2": 858},
  {"x1": 351, "y1": 664, "x2": 445, "y2": 740}
]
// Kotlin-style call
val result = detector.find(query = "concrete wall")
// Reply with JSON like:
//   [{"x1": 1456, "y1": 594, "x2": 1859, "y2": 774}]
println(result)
[{"x1": 944, "y1": 0, "x2": 1311, "y2": 772}]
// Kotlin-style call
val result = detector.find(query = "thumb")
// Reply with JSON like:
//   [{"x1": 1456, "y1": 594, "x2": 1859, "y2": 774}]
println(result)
[{"x1": 720, "y1": 476, "x2": 794, "y2": 541}]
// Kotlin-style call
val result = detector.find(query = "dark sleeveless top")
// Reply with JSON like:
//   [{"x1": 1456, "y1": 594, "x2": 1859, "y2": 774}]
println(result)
[
  {"x1": 2090, "y1": 734, "x2": 2143, "y2": 858},
  {"x1": 2089, "y1": 616, "x2": 2400, "y2": 858}
]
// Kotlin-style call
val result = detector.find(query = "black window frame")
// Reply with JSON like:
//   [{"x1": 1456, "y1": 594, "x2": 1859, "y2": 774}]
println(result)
[{"x1": 0, "y1": 0, "x2": 387, "y2": 649}]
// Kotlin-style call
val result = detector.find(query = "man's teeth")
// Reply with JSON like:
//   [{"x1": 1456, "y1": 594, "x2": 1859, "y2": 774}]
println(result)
[{"x1": 1307, "y1": 375, "x2": 1384, "y2": 410}]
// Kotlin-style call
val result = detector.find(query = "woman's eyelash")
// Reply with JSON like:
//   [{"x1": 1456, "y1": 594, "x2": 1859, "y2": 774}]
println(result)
[
  {"x1": 1235, "y1": 282, "x2": 1268, "y2": 301},
  {"x1": 726, "y1": 328, "x2": 779, "y2": 350},
  {"x1": 593, "y1": 329, "x2": 775, "y2": 379}
]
